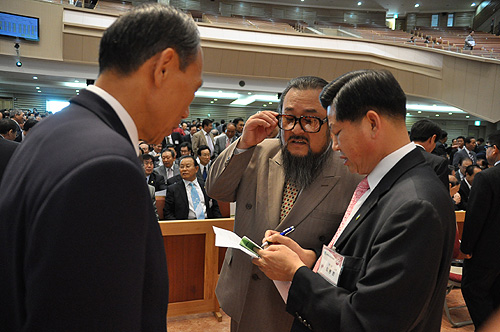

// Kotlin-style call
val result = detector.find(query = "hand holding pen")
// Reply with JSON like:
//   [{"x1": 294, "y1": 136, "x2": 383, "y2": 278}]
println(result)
[{"x1": 262, "y1": 226, "x2": 295, "y2": 248}]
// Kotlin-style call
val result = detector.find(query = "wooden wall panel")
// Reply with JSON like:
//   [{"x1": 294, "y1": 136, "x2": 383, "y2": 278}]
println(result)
[
  {"x1": 253, "y1": 52, "x2": 273, "y2": 76},
  {"x1": 317, "y1": 58, "x2": 339, "y2": 82},
  {"x1": 219, "y1": 49, "x2": 239, "y2": 75},
  {"x1": 63, "y1": 34, "x2": 83, "y2": 62},
  {"x1": 427, "y1": 77, "x2": 443, "y2": 101},
  {"x1": 477, "y1": 63, "x2": 496, "y2": 119},
  {"x1": 397, "y1": 70, "x2": 414, "y2": 95},
  {"x1": 165, "y1": 234, "x2": 205, "y2": 302},
  {"x1": 451, "y1": 58, "x2": 468, "y2": 107},
  {"x1": 441, "y1": 57, "x2": 456, "y2": 102},
  {"x1": 492, "y1": 65, "x2": 500, "y2": 121},
  {"x1": 269, "y1": 54, "x2": 289, "y2": 78},
  {"x1": 236, "y1": 51, "x2": 256, "y2": 76},
  {"x1": 202, "y1": 48, "x2": 223, "y2": 73},
  {"x1": 82, "y1": 36, "x2": 100, "y2": 64},
  {"x1": 302, "y1": 57, "x2": 322, "y2": 77},
  {"x1": 463, "y1": 61, "x2": 482, "y2": 114},
  {"x1": 413, "y1": 73, "x2": 428, "y2": 97},
  {"x1": 285, "y1": 56, "x2": 305, "y2": 79}
]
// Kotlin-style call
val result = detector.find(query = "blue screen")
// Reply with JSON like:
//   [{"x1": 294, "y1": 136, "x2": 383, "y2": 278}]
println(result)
[{"x1": 0, "y1": 12, "x2": 39, "y2": 41}]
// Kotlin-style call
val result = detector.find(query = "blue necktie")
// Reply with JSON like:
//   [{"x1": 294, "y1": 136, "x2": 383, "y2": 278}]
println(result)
[
  {"x1": 203, "y1": 167, "x2": 207, "y2": 180},
  {"x1": 190, "y1": 182, "x2": 205, "y2": 219}
]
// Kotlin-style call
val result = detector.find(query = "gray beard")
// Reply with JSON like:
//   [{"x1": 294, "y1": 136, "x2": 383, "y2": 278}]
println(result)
[{"x1": 281, "y1": 139, "x2": 332, "y2": 189}]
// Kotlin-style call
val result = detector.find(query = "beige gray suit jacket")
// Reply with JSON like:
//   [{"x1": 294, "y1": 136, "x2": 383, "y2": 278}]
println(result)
[
  {"x1": 191, "y1": 129, "x2": 215, "y2": 157},
  {"x1": 206, "y1": 138, "x2": 362, "y2": 332}
]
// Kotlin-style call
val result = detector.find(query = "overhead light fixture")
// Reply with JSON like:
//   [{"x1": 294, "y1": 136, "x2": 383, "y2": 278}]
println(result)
[
  {"x1": 74, "y1": 80, "x2": 79, "y2": 83},
  {"x1": 417, "y1": 111, "x2": 422, "y2": 114},
  {"x1": 213, "y1": 98, "x2": 218, "y2": 101},
  {"x1": 448, "y1": 112, "x2": 453, "y2": 115},
  {"x1": 76, "y1": 90, "x2": 79, "y2": 92},
  {"x1": 37, "y1": 90, "x2": 41, "y2": 93},
  {"x1": 471, "y1": 2, "x2": 476, "y2": 6},
  {"x1": 466, "y1": 115, "x2": 470, "y2": 118},
  {"x1": 407, "y1": 112, "x2": 411, "y2": 116},
  {"x1": 415, "y1": 3, "x2": 420, "y2": 7},
  {"x1": 33, "y1": 76, "x2": 38, "y2": 80},
  {"x1": 63, "y1": 82, "x2": 87, "y2": 88},
  {"x1": 357, "y1": 1, "x2": 362, "y2": 6},
  {"x1": 210, "y1": 101, "x2": 214, "y2": 104},
  {"x1": 35, "y1": 86, "x2": 40, "y2": 89},
  {"x1": 195, "y1": 90, "x2": 240, "y2": 99},
  {"x1": 406, "y1": 104, "x2": 464, "y2": 113},
  {"x1": 230, "y1": 94, "x2": 280, "y2": 106},
  {"x1": 435, "y1": 114, "x2": 439, "y2": 117},
  {"x1": 263, "y1": 104, "x2": 267, "y2": 107}
]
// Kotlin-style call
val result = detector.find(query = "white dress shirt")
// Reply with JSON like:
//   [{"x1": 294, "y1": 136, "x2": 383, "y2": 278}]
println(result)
[{"x1": 183, "y1": 178, "x2": 206, "y2": 219}]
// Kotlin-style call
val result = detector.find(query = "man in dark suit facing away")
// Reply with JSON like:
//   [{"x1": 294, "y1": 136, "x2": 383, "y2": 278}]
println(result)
[
  {"x1": 0, "y1": 4, "x2": 203, "y2": 331},
  {"x1": 461, "y1": 130, "x2": 500, "y2": 329},
  {"x1": 253, "y1": 70, "x2": 455, "y2": 332},
  {"x1": 409, "y1": 119, "x2": 449, "y2": 188},
  {"x1": 164, "y1": 155, "x2": 221, "y2": 220}
]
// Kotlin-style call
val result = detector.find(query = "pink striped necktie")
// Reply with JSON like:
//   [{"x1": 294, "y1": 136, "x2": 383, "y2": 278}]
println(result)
[{"x1": 313, "y1": 177, "x2": 369, "y2": 272}]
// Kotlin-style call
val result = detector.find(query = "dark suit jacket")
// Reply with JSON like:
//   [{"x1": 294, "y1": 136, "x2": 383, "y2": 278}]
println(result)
[
  {"x1": 461, "y1": 164, "x2": 500, "y2": 267},
  {"x1": 287, "y1": 148, "x2": 455, "y2": 332},
  {"x1": 163, "y1": 178, "x2": 221, "y2": 220},
  {"x1": 0, "y1": 137, "x2": 19, "y2": 183},
  {"x1": 456, "y1": 180, "x2": 471, "y2": 211},
  {"x1": 147, "y1": 171, "x2": 166, "y2": 192},
  {"x1": 433, "y1": 141, "x2": 447, "y2": 158},
  {"x1": 453, "y1": 148, "x2": 477, "y2": 166},
  {"x1": 0, "y1": 90, "x2": 169, "y2": 331},
  {"x1": 417, "y1": 146, "x2": 449, "y2": 189}
]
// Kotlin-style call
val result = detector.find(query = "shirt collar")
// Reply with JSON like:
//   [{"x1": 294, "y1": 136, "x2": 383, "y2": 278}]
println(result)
[
  {"x1": 367, "y1": 142, "x2": 416, "y2": 191},
  {"x1": 183, "y1": 178, "x2": 200, "y2": 188},
  {"x1": 85, "y1": 85, "x2": 140, "y2": 156}
]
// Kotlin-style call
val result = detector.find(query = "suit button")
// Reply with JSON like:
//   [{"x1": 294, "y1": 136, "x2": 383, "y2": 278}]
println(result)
[
  {"x1": 246, "y1": 203, "x2": 252, "y2": 209},
  {"x1": 251, "y1": 273, "x2": 260, "y2": 280},
  {"x1": 319, "y1": 235, "x2": 326, "y2": 242}
]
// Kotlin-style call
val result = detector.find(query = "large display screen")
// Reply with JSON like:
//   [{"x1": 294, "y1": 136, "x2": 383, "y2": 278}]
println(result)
[{"x1": 0, "y1": 12, "x2": 39, "y2": 41}]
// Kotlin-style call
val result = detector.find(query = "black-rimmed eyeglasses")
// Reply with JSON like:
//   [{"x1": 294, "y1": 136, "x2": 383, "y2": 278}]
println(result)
[{"x1": 276, "y1": 114, "x2": 328, "y2": 133}]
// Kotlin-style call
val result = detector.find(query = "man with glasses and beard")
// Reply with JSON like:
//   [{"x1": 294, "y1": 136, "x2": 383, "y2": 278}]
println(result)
[{"x1": 206, "y1": 76, "x2": 362, "y2": 332}]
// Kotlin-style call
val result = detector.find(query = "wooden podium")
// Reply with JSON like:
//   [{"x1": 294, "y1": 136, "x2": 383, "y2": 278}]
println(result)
[{"x1": 159, "y1": 218, "x2": 233, "y2": 318}]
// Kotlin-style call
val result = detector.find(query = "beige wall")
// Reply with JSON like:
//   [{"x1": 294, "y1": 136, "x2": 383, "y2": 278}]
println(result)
[{"x1": 0, "y1": 0, "x2": 64, "y2": 61}]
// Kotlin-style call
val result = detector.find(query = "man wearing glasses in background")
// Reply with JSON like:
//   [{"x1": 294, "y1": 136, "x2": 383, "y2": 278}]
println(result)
[{"x1": 207, "y1": 76, "x2": 361, "y2": 332}]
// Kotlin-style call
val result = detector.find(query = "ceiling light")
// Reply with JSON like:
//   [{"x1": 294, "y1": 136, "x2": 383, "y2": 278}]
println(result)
[
  {"x1": 63, "y1": 82, "x2": 87, "y2": 88},
  {"x1": 210, "y1": 101, "x2": 214, "y2": 104},
  {"x1": 76, "y1": 90, "x2": 79, "y2": 92},
  {"x1": 466, "y1": 115, "x2": 470, "y2": 118},
  {"x1": 448, "y1": 112, "x2": 452, "y2": 115},
  {"x1": 269, "y1": 102, "x2": 273, "y2": 105},
  {"x1": 471, "y1": 2, "x2": 476, "y2": 6},
  {"x1": 74, "y1": 80, "x2": 79, "y2": 83},
  {"x1": 35, "y1": 86, "x2": 40, "y2": 89},
  {"x1": 407, "y1": 112, "x2": 411, "y2": 116},
  {"x1": 301, "y1": 0, "x2": 304, "y2": 2},
  {"x1": 263, "y1": 104, "x2": 267, "y2": 107},
  {"x1": 248, "y1": 92, "x2": 252, "y2": 95},
  {"x1": 417, "y1": 111, "x2": 422, "y2": 113},
  {"x1": 435, "y1": 114, "x2": 439, "y2": 117},
  {"x1": 213, "y1": 98, "x2": 218, "y2": 101},
  {"x1": 358, "y1": 1, "x2": 362, "y2": 5},
  {"x1": 195, "y1": 91, "x2": 240, "y2": 99},
  {"x1": 37, "y1": 90, "x2": 41, "y2": 93},
  {"x1": 33, "y1": 76, "x2": 38, "y2": 80},
  {"x1": 414, "y1": 3, "x2": 420, "y2": 7},
  {"x1": 406, "y1": 104, "x2": 464, "y2": 113}
]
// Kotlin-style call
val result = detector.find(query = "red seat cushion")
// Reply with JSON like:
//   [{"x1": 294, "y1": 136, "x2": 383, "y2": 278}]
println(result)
[{"x1": 449, "y1": 273, "x2": 462, "y2": 283}]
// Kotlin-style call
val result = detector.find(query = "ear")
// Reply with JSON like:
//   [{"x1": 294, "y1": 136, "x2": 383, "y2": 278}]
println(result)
[
  {"x1": 153, "y1": 48, "x2": 178, "y2": 88},
  {"x1": 430, "y1": 134, "x2": 437, "y2": 144},
  {"x1": 365, "y1": 110, "x2": 381, "y2": 138}
]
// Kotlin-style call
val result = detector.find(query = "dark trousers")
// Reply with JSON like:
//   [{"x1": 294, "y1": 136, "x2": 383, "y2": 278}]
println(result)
[{"x1": 462, "y1": 259, "x2": 500, "y2": 329}]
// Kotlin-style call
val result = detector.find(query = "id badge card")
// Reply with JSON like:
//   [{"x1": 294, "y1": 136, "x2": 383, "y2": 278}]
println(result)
[{"x1": 317, "y1": 245, "x2": 345, "y2": 286}]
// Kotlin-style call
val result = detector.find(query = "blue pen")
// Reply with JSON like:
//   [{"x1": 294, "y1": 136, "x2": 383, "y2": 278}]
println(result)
[{"x1": 262, "y1": 226, "x2": 295, "y2": 247}]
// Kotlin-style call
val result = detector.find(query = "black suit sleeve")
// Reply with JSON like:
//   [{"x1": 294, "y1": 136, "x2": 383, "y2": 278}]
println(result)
[
  {"x1": 461, "y1": 171, "x2": 492, "y2": 255},
  {"x1": 209, "y1": 198, "x2": 222, "y2": 218},
  {"x1": 24, "y1": 156, "x2": 165, "y2": 331},
  {"x1": 435, "y1": 157, "x2": 450, "y2": 189},
  {"x1": 164, "y1": 184, "x2": 177, "y2": 220}
]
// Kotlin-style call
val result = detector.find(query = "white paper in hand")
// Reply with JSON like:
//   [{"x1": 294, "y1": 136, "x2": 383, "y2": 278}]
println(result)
[{"x1": 212, "y1": 226, "x2": 260, "y2": 258}]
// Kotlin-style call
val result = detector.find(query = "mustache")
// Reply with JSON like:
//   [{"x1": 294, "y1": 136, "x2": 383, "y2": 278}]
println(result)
[{"x1": 286, "y1": 135, "x2": 309, "y2": 143}]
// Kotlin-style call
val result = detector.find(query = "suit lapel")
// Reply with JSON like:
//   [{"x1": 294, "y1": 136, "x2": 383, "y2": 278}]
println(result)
[
  {"x1": 277, "y1": 153, "x2": 341, "y2": 230},
  {"x1": 334, "y1": 148, "x2": 425, "y2": 249},
  {"x1": 268, "y1": 151, "x2": 285, "y2": 229}
]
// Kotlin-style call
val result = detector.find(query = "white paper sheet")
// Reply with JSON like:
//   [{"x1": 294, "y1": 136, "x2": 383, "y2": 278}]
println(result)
[{"x1": 212, "y1": 226, "x2": 259, "y2": 258}]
